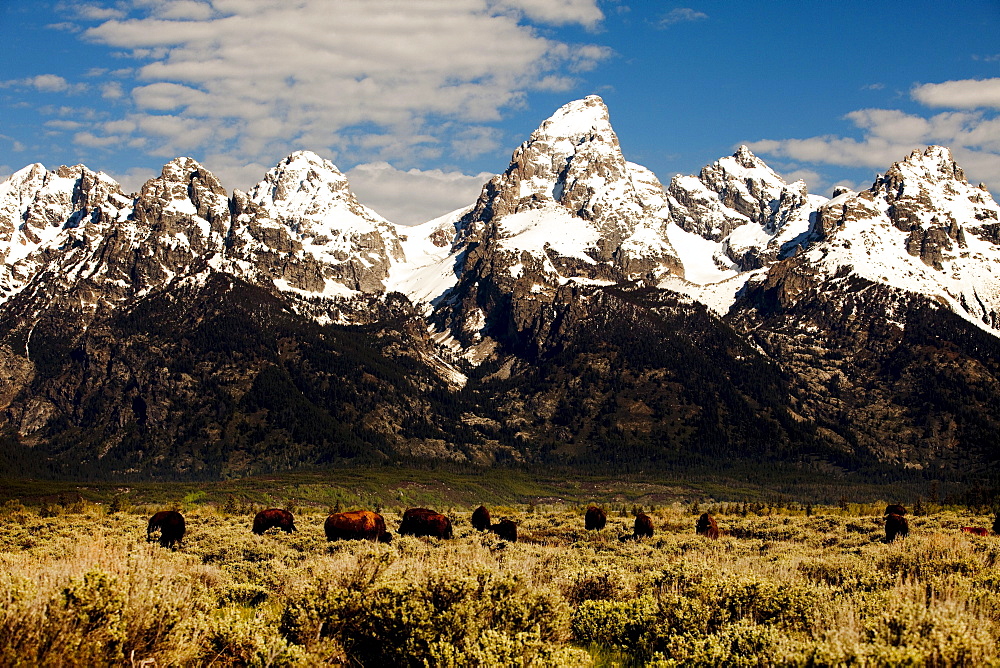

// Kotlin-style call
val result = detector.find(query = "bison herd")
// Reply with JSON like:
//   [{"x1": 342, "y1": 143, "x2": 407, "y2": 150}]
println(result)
[{"x1": 143, "y1": 502, "x2": 1000, "y2": 550}]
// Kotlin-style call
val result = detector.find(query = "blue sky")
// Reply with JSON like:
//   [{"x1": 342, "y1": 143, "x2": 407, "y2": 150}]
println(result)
[{"x1": 2, "y1": 0, "x2": 999, "y2": 224}]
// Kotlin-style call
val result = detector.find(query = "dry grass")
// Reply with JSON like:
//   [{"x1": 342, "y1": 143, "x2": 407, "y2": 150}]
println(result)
[{"x1": 0, "y1": 502, "x2": 998, "y2": 666}]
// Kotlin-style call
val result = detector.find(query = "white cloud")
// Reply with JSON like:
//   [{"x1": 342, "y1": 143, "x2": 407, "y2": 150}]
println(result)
[
  {"x1": 491, "y1": 0, "x2": 603, "y2": 28},
  {"x1": 657, "y1": 8, "x2": 708, "y2": 27},
  {"x1": 347, "y1": 162, "x2": 494, "y2": 225},
  {"x1": 44, "y1": 120, "x2": 87, "y2": 131},
  {"x1": 748, "y1": 78, "x2": 1000, "y2": 193},
  {"x1": 74, "y1": 131, "x2": 122, "y2": 148},
  {"x1": 1, "y1": 74, "x2": 87, "y2": 94},
  {"x1": 912, "y1": 78, "x2": 1000, "y2": 110},
  {"x1": 101, "y1": 81, "x2": 126, "y2": 99},
  {"x1": 73, "y1": 0, "x2": 609, "y2": 170},
  {"x1": 106, "y1": 166, "x2": 158, "y2": 194}
]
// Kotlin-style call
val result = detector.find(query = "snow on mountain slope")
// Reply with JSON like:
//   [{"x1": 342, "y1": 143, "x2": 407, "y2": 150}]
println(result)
[
  {"x1": 0, "y1": 164, "x2": 132, "y2": 302},
  {"x1": 229, "y1": 151, "x2": 405, "y2": 296},
  {"x1": 386, "y1": 206, "x2": 470, "y2": 309},
  {"x1": 462, "y1": 95, "x2": 681, "y2": 282},
  {"x1": 801, "y1": 146, "x2": 1000, "y2": 333},
  {"x1": 666, "y1": 146, "x2": 825, "y2": 276}
]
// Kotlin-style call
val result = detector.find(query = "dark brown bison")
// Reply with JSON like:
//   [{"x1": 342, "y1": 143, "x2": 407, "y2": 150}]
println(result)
[
  {"x1": 147, "y1": 510, "x2": 185, "y2": 548},
  {"x1": 884, "y1": 504, "x2": 907, "y2": 517},
  {"x1": 585, "y1": 506, "x2": 607, "y2": 531},
  {"x1": 993, "y1": 514, "x2": 1000, "y2": 536},
  {"x1": 633, "y1": 512, "x2": 654, "y2": 539},
  {"x1": 961, "y1": 526, "x2": 989, "y2": 537},
  {"x1": 398, "y1": 508, "x2": 453, "y2": 539},
  {"x1": 325, "y1": 510, "x2": 392, "y2": 543},
  {"x1": 696, "y1": 512, "x2": 719, "y2": 539},
  {"x1": 885, "y1": 513, "x2": 909, "y2": 542},
  {"x1": 471, "y1": 505, "x2": 492, "y2": 531},
  {"x1": 490, "y1": 518, "x2": 518, "y2": 542},
  {"x1": 253, "y1": 508, "x2": 296, "y2": 535}
]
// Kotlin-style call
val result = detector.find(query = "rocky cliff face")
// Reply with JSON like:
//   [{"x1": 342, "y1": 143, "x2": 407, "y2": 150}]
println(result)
[
  {"x1": 666, "y1": 146, "x2": 823, "y2": 272},
  {"x1": 230, "y1": 151, "x2": 405, "y2": 297},
  {"x1": 434, "y1": 96, "x2": 682, "y2": 355},
  {"x1": 730, "y1": 146, "x2": 1000, "y2": 470}
]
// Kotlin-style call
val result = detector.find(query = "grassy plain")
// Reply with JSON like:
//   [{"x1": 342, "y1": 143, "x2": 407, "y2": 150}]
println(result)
[{"x1": 1, "y1": 491, "x2": 999, "y2": 667}]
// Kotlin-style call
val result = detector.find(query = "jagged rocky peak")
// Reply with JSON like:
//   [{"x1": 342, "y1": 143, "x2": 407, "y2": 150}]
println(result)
[
  {"x1": 0, "y1": 163, "x2": 130, "y2": 294},
  {"x1": 461, "y1": 95, "x2": 680, "y2": 278},
  {"x1": 668, "y1": 145, "x2": 810, "y2": 240},
  {"x1": 247, "y1": 150, "x2": 394, "y2": 234},
  {"x1": 228, "y1": 151, "x2": 404, "y2": 298},
  {"x1": 664, "y1": 146, "x2": 822, "y2": 277},
  {"x1": 814, "y1": 145, "x2": 1000, "y2": 267},
  {"x1": 0, "y1": 163, "x2": 128, "y2": 248},
  {"x1": 769, "y1": 146, "x2": 1000, "y2": 333},
  {"x1": 473, "y1": 95, "x2": 635, "y2": 225},
  {"x1": 133, "y1": 157, "x2": 231, "y2": 247}
]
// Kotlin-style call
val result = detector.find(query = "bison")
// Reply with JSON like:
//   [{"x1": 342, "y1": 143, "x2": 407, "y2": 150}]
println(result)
[
  {"x1": 585, "y1": 506, "x2": 607, "y2": 531},
  {"x1": 471, "y1": 505, "x2": 492, "y2": 531},
  {"x1": 961, "y1": 526, "x2": 989, "y2": 537},
  {"x1": 147, "y1": 510, "x2": 185, "y2": 549},
  {"x1": 884, "y1": 504, "x2": 907, "y2": 517},
  {"x1": 633, "y1": 512, "x2": 654, "y2": 539},
  {"x1": 490, "y1": 518, "x2": 518, "y2": 542},
  {"x1": 325, "y1": 510, "x2": 392, "y2": 543},
  {"x1": 696, "y1": 512, "x2": 719, "y2": 539},
  {"x1": 993, "y1": 514, "x2": 1000, "y2": 536},
  {"x1": 398, "y1": 508, "x2": 453, "y2": 539},
  {"x1": 253, "y1": 508, "x2": 296, "y2": 535},
  {"x1": 885, "y1": 513, "x2": 909, "y2": 542}
]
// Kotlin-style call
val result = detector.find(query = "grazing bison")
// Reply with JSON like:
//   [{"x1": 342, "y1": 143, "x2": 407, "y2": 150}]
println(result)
[
  {"x1": 885, "y1": 513, "x2": 909, "y2": 542},
  {"x1": 696, "y1": 512, "x2": 719, "y2": 539},
  {"x1": 585, "y1": 506, "x2": 607, "y2": 531},
  {"x1": 147, "y1": 510, "x2": 185, "y2": 548},
  {"x1": 961, "y1": 527, "x2": 989, "y2": 537},
  {"x1": 253, "y1": 508, "x2": 296, "y2": 535},
  {"x1": 325, "y1": 510, "x2": 392, "y2": 543},
  {"x1": 633, "y1": 512, "x2": 654, "y2": 539},
  {"x1": 884, "y1": 504, "x2": 907, "y2": 517},
  {"x1": 490, "y1": 518, "x2": 518, "y2": 542},
  {"x1": 398, "y1": 508, "x2": 453, "y2": 539},
  {"x1": 471, "y1": 505, "x2": 492, "y2": 531}
]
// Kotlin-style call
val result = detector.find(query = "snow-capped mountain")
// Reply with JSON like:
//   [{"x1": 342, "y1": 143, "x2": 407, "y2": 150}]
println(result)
[
  {"x1": 1, "y1": 95, "x2": 999, "y2": 478},
  {"x1": 427, "y1": 96, "x2": 684, "y2": 353},
  {"x1": 230, "y1": 151, "x2": 405, "y2": 297}
]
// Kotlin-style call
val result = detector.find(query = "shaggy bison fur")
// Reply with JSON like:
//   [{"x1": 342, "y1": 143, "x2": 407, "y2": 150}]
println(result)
[
  {"x1": 253, "y1": 508, "x2": 296, "y2": 535},
  {"x1": 696, "y1": 512, "x2": 720, "y2": 539},
  {"x1": 884, "y1": 504, "x2": 907, "y2": 517},
  {"x1": 398, "y1": 508, "x2": 453, "y2": 539},
  {"x1": 147, "y1": 510, "x2": 185, "y2": 548},
  {"x1": 471, "y1": 505, "x2": 492, "y2": 531},
  {"x1": 885, "y1": 513, "x2": 909, "y2": 542},
  {"x1": 585, "y1": 506, "x2": 607, "y2": 531},
  {"x1": 325, "y1": 510, "x2": 392, "y2": 543},
  {"x1": 490, "y1": 518, "x2": 518, "y2": 542},
  {"x1": 633, "y1": 512, "x2": 654, "y2": 539},
  {"x1": 961, "y1": 527, "x2": 989, "y2": 537}
]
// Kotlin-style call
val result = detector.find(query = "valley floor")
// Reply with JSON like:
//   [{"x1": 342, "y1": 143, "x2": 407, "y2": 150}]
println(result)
[{"x1": 1, "y1": 497, "x2": 998, "y2": 666}]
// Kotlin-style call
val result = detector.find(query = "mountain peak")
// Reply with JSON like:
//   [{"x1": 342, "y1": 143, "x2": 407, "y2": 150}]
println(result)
[
  {"x1": 890, "y1": 145, "x2": 965, "y2": 184},
  {"x1": 731, "y1": 145, "x2": 764, "y2": 169},
  {"x1": 535, "y1": 95, "x2": 611, "y2": 139}
]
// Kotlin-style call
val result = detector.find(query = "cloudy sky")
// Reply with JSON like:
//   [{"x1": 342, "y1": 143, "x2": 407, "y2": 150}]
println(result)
[{"x1": 2, "y1": 1, "x2": 999, "y2": 224}]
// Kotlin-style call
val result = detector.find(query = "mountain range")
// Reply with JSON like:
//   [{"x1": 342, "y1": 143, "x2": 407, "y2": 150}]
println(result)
[{"x1": 2, "y1": 95, "x2": 999, "y2": 480}]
